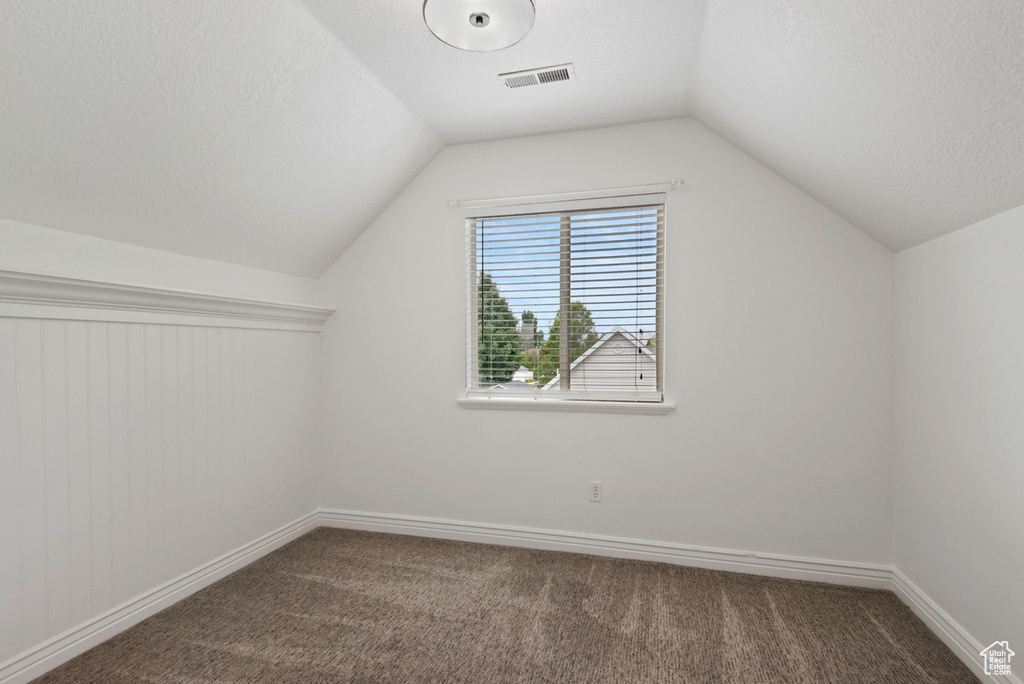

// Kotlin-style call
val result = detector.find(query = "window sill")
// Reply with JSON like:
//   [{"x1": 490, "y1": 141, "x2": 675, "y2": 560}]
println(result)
[{"x1": 456, "y1": 396, "x2": 675, "y2": 415}]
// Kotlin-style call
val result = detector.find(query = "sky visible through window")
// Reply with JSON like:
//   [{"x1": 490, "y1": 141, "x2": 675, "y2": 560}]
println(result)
[{"x1": 476, "y1": 207, "x2": 660, "y2": 344}]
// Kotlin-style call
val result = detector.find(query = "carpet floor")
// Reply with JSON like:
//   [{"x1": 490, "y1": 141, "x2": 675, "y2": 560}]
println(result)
[{"x1": 33, "y1": 528, "x2": 978, "y2": 683}]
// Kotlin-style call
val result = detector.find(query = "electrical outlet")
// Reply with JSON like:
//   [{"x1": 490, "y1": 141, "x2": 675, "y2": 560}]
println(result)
[{"x1": 589, "y1": 480, "x2": 602, "y2": 503}]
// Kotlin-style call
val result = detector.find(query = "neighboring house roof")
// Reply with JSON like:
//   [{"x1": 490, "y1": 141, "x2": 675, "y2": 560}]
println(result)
[
  {"x1": 489, "y1": 380, "x2": 537, "y2": 391},
  {"x1": 543, "y1": 327, "x2": 655, "y2": 390}
]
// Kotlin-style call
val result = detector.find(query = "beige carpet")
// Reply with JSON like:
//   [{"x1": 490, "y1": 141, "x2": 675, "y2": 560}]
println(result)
[{"x1": 33, "y1": 528, "x2": 978, "y2": 683}]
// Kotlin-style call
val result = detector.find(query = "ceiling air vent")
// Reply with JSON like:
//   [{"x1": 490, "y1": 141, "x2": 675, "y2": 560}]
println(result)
[{"x1": 501, "y1": 63, "x2": 575, "y2": 89}]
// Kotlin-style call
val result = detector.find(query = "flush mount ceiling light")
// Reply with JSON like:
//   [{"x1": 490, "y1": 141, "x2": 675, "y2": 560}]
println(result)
[{"x1": 423, "y1": 0, "x2": 535, "y2": 52}]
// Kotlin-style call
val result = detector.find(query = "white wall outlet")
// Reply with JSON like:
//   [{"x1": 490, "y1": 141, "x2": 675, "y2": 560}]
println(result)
[{"x1": 589, "y1": 480, "x2": 602, "y2": 502}]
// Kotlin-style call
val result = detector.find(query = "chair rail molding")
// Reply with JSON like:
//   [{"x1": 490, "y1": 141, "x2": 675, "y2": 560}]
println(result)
[{"x1": 0, "y1": 270, "x2": 333, "y2": 331}]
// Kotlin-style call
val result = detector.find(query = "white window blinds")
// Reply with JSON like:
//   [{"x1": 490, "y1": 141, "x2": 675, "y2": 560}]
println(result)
[{"x1": 467, "y1": 196, "x2": 665, "y2": 403}]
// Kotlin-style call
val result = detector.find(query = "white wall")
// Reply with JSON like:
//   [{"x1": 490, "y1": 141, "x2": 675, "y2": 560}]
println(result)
[
  {"x1": 0, "y1": 223, "x2": 323, "y2": 668},
  {"x1": 0, "y1": 218, "x2": 319, "y2": 305},
  {"x1": 318, "y1": 118, "x2": 894, "y2": 565},
  {"x1": 894, "y1": 204, "x2": 1024, "y2": 657},
  {"x1": 10, "y1": 114, "x2": 1017, "y2": 677}
]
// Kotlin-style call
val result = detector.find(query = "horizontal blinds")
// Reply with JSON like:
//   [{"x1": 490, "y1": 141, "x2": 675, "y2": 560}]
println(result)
[{"x1": 467, "y1": 202, "x2": 664, "y2": 402}]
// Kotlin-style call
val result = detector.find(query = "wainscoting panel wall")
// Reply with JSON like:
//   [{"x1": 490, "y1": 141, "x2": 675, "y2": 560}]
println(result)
[{"x1": 0, "y1": 316, "x2": 322, "y2": 665}]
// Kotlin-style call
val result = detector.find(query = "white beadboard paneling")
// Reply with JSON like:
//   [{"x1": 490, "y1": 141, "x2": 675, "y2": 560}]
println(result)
[
  {"x1": 177, "y1": 328, "x2": 195, "y2": 578},
  {"x1": 107, "y1": 324, "x2": 131, "y2": 608},
  {"x1": 87, "y1": 322, "x2": 112, "y2": 615},
  {"x1": 65, "y1": 322, "x2": 92, "y2": 628},
  {"x1": 125, "y1": 324, "x2": 148, "y2": 598},
  {"x1": 0, "y1": 320, "x2": 21, "y2": 652},
  {"x1": 0, "y1": 315, "x2": 321, "y2": 669},
  {"x1": 160, "y1": 326, "x2": 181, "y2": 579},
  {"x1": 197, "y1": 328, "x2": 217, "y2": 562},
  {"x1": 143, "y1": 324, "x2": 165, "y2": 588},
  {"x1": 207, "y1": 327, "x2": 225, "y2": 549},
  {"x1": 16, "y1": 321, "x2": 47, "y2": 649},
  {"x1": 227, "y1": 329, "x2": 245, "y2": 539},
  {"x1": 41, "y1": 321, "x2": 71, "y2": 635},
  {"x1": 220, "y1": 329, "x2": 237, "y2": 540}
]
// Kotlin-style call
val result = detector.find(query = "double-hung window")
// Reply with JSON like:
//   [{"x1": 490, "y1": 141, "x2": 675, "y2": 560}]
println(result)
[{"x1": 466, "y1": 192, "x2": 665, "y2": 404}]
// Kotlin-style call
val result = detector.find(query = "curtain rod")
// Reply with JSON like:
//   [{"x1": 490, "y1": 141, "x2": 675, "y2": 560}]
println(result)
[{"x1": 449, "y1": 181, "x2": 683, "y2": 210}]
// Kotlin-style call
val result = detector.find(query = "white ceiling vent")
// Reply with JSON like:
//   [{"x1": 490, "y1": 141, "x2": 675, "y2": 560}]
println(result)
[{"x1": 500, "y1": 63, "x2": 575, "y2": 89}]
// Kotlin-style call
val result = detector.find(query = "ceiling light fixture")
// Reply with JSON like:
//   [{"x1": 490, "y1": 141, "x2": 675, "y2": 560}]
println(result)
[{"x1": 423, "y1": 0, "x2": 535, "y2": 52}]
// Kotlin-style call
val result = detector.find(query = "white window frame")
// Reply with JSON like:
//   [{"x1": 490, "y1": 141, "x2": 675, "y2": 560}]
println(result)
[{"x1": 458, "y1": 185, "x2": 675, "y2": 415}]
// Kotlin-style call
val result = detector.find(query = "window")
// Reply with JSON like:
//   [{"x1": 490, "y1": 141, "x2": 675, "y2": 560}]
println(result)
[{"x1": 466, "y1": 193, "x2": 665, "y2": 404}]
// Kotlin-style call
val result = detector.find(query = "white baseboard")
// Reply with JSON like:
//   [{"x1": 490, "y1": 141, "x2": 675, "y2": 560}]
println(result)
[
  {"x1": 892, "y1": 568, "x2": 1020, "y2": 684},
  {"x1": 322, "y1": 508, "x2": 1020, "y2": 682},
  {"x1": 0, "y1": 511, "x2": 320, "y2": 684},
  {"x1": 5, "y1": 509, "x2": 1012, "y2": 684},
  {"x1": 317, "y1": 508, "x2": 892, "y2": 589}
]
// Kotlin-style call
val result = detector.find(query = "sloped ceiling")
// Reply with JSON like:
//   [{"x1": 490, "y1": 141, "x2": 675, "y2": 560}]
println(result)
[
  {"x1": 0, "y1": 0, "x2": 442, "y2": 277},
  {"x1": 1, "y1": 0, "x2": 1022, "y2": 277},
  {"x1": 693, "y1": 0, "x2": 1024, "y2": 252}
]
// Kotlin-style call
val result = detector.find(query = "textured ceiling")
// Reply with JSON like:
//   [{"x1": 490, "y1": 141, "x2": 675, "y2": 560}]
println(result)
[
  {"x1": 0, "y1": 0, "x2": 441, "y2": 276},
  {"x1": 1, "y1": 0, "x2": 1022, "y2": 277},
  {"x1": 301, "y1": 0, "x2": 705, "y2": 143},
  {"x1": 693, "y1": 0, "x2": 1024, "y2": 252}
]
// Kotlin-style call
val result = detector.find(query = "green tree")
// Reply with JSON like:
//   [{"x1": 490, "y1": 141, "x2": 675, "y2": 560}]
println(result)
[
  {"x1": 477, "y1": 272, "x2": 522, "y2": 385},
  {"x1": 522, "y1": 347, "x2": 541, "y2": 379},
  {"x1": 536, "y1": 301, "x2": 601, "y2": 386}
]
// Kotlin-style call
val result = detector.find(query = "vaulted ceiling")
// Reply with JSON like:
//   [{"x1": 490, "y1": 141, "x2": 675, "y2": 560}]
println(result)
[{"x1": 1, "y1": 0, "x2": 1022, "y2": 277}]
